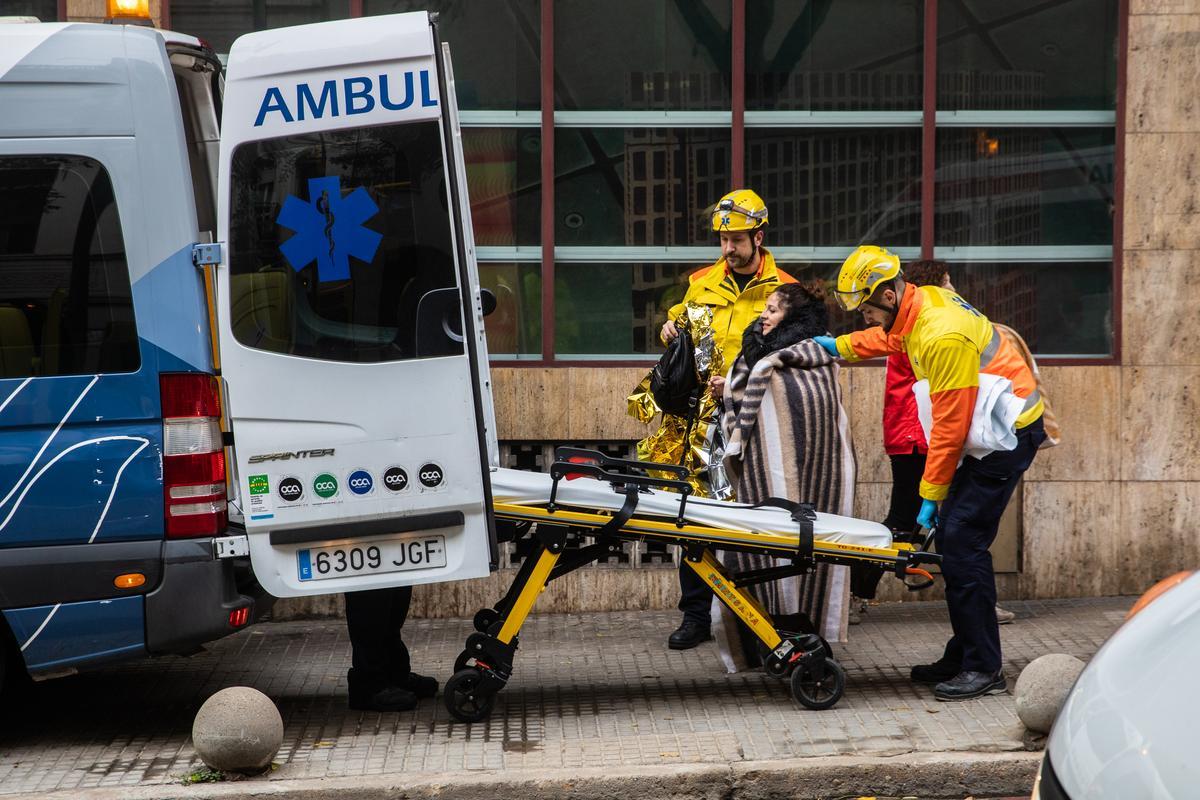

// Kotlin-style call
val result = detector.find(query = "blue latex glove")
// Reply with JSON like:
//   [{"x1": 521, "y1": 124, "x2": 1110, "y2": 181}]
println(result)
[
  {"x1": 813, "y1": 335, "x2": 838, "y2": 357},
  {"x1": 916, "y1": 498, "x2": 938, "y2": 530}
]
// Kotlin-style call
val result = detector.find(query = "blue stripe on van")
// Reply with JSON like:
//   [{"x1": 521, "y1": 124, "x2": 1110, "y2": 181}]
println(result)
[
  {"x1": 0, "y1": 371, "x2": 163, "y2": 548},
  {"x1": 5, "y1": 596, "x2": 144, "y2": 673}
]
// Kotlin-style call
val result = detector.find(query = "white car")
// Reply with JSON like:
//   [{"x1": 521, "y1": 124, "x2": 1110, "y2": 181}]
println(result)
[{"x1": 1032, "y1": 570, "x2": 1200, "y2": 799}]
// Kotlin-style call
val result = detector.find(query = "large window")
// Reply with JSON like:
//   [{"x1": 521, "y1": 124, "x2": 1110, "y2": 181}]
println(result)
[
  {"x1": 931, "y1": 0, "x2": 1118, "y2": 358},
  {"x1": 167, "y1": 0, "x2": 1121, "y2": 361},
  {"x1": 0, "y1": 156, "x2": 139, "y2": 378}
]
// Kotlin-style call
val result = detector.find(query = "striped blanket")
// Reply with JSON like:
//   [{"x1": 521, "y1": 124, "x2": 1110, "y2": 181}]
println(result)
[{"x1": 713, "y1": 338, "x2": 857, "y2": 673}]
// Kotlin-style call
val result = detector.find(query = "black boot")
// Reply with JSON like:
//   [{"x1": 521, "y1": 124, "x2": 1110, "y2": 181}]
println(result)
[
  {"x1": 347, "y1": 668, "x2": 418, "y2": 712},
  {"x1": 402, "y1": 672, "x2": 439, "y2": 699},
  {"x1": 934, "y1": 670, "x2": 1007, "y2": 701},
  {"x1": 668, "y1": 619, "x2": 711, "y2": 650},
  {"x1": 910, "y1": 657, "x2": 962, "y2": 684}
]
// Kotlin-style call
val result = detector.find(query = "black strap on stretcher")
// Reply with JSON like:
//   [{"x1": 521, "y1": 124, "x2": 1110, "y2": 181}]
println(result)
[
  {"x1": 546, "y1": 449, "x2": 818, "y2": 569},
  {"x1": 547, "y1": 448, "x2": 693, "y2": 527},
  {"x1": 750, "y1": 498, "x2": 816, "y2": 570}
]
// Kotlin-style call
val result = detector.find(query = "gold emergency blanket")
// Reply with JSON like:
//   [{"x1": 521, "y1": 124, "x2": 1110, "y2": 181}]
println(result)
[{"x1": 627, "y1": 303, "x2": 733, "y2": 499}]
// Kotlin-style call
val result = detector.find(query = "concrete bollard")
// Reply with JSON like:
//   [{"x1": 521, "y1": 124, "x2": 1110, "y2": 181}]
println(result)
[
  {"x1": 1014, "y1": 653, "x2": 1086, "y2": 734},
  {"x1": 192, "y1": 686, "x2": 283, "y2": 774}
]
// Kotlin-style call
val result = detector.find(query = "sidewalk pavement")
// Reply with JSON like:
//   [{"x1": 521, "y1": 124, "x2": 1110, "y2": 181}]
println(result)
[{"x1": 0, "y1": 597, "x2": 1131, "y2": 799}]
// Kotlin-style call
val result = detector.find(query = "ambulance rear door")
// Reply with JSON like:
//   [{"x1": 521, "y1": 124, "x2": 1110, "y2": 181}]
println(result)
[{"x1": 214, "y1": 12, "x2": 496, "y2": 597}]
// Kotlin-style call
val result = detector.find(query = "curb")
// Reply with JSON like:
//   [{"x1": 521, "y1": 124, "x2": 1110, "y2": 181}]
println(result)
[{"x1": 14, "y1": 751, "x2": 1042, "y2": 800}]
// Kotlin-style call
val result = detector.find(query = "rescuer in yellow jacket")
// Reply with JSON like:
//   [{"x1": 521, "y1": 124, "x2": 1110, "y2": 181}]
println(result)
[
  {"x1": 814, "y1": 245, "x2": 1046, "y2": 702},
  {"x1": 659, "y1": 189, "x2": 796, "y2": 652},
  {"x1": 661, "y1": 190, "x2": 797, "y2": 370}
]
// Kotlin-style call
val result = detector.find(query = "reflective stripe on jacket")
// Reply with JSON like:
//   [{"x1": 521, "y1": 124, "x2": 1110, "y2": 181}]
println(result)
[
  {"x1": 665, "y1": 247, "x2": 796, "y2": 370},
  {"x1": 835, "y1": 285, "x2": 1044, "y2": 501}
]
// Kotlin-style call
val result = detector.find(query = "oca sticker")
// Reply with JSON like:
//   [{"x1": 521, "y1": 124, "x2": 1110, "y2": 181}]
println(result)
[
  {"x1": 419, "y1": 463, "x2": 444, "y2": 488},
  {"x1": 383, "y1": 466, "x2": 409, "y2": 492},
  {"x1": 348, "y1": 469, "x2": 374, "y2": 496},
  {"x1": 278, "y1": 476, "x2": 304, "y2": 502},
  {"x1": 313, "y1": 473, "x2": 339, "y2": 499}
]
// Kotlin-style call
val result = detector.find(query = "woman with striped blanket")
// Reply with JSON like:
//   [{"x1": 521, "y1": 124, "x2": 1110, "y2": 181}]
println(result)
[{"x1": 708, "y1": 282, "x2": 857, "y2": 673}]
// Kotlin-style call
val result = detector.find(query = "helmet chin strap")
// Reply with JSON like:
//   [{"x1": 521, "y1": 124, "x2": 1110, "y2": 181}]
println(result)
[{"x1": 862, "y1": 297, "x2": 899, "y2": 332}]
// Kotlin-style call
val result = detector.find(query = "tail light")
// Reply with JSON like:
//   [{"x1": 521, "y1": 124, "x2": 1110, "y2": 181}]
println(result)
[{"x1": 161, "y1": 373, "x2": 227, "y2": 538}]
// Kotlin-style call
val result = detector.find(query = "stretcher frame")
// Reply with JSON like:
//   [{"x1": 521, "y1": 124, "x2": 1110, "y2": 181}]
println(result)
[{"x1": 443, "y1": 447, "x2": 941, "y2": 722}]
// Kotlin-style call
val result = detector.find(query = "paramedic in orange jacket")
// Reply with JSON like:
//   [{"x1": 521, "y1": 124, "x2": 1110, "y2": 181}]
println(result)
[{"x1": 814, "y1": 245, "x2": 1046, "y2": 702}]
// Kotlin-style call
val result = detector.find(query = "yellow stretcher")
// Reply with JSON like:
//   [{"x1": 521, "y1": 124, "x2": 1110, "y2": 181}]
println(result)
[{"x1": 443, "y1": 447, "x2": 941, "y2": 722}]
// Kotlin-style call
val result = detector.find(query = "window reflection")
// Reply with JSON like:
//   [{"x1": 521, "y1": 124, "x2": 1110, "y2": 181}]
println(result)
[
  {"x1": 555, "y1": 129, "x2": 732, "y2": 246},
  {"x1": 747, "y1": 129, "x2": 923, "y2": 247},
  {"x1": 229, "y1": 123, "x2": 461, "y2": 363},
  {"x1": 464, "y1": 129, "x2": 541, "y2": 246},
  {"x1": 555, "y1": 0, "x2": 731, "y2": 111},
  {"x1": 938, "y1": 0, "x2": 1118, "y2": 110},
  {"x1": 935, "y1": 128, "x2": 1114, "y2": 246},
  {"x1": 784, "y1": 260, "x2": 1112, "y2": 357},
  {"x1": 554, "y1": 263, "x2": 697, "y2": 356},
  {"x1": 746, "y1": 0, "x2": 923, "y2": 111},
  {"x1": 480, "y1": 263, "x2": 541, "y2": 356},
  {"x1": 0, "y1": 156, "x2": 139, "y2": 378},
  {"x1": 947, "y1": 262, "x2": 1112, "y2": 356}
]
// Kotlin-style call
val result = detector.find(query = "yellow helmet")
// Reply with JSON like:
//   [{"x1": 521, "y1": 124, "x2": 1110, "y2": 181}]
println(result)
[
  {"x1": 711, "y1": 189, "x2": 768, "y2": 232},
  {"x1": 835, "y1": 245, "x2": 902, "y2": 311}
]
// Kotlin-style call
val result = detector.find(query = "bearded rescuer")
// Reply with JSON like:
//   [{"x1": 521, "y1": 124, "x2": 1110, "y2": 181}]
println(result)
[
  {"x1": 813, "y1": 245, "x2": 1045, "y2": 701},
  {"x1": 658, "y1": 189, "x2": 796, "y2": 651}
]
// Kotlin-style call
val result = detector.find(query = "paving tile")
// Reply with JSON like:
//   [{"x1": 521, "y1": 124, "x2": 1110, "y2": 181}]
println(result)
[{"x1": 0, "y1": 599, "x2": 1130, "y2": 795}]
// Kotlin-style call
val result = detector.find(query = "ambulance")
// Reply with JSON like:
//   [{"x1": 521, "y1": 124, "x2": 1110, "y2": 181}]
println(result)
[{"x1": 0, "y1": 9, "x2": 498, "y2": 693}]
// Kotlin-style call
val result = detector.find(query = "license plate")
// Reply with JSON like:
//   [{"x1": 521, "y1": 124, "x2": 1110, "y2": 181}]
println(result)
[{"x1": 297, "y1": 535, "x2": 447, "y2": 582}]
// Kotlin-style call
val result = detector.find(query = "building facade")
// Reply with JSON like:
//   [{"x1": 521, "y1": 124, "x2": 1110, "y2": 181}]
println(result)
[{"x1": 29, "y1": 0, "x2": 1200, "y2": 614}]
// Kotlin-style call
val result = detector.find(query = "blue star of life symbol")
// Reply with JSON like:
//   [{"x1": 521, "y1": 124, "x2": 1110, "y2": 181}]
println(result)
[{"x1": 277, "y1": 176, "x2": 382, "y2": 282}]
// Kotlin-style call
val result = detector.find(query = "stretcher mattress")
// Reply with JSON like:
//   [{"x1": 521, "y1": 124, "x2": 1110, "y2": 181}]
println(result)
[{"x1": 490, "y1": 467, "x2": 892, "y2": 550}]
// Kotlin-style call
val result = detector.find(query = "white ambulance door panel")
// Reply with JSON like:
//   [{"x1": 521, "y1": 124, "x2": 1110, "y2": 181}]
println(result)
[
  {"x1": 439, "y1": 43, "x2": 499, "y2": 471},
  {"x1": 216, "y1": 12, "x2": 496, "y2": 597}
]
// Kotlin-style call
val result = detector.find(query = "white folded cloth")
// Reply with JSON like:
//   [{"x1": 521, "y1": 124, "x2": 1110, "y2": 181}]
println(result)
[{"x1": 913, "y1": 372, "x2": 1024, "y2": 462}]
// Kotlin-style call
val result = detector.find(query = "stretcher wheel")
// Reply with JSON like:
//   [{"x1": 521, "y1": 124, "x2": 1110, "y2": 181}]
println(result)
[
  {"x1": 473, "y1": 608, "x2": 501, "y2": 632},
  {"x1": 444, "y1": 668, "x2": 496, "y2": 723},
  {"x1": 453, "y1": 649, "x2": 473, "y2": 673},
  {"x1": 790, "y1": 657, "x2": 845, "y2": 711}
]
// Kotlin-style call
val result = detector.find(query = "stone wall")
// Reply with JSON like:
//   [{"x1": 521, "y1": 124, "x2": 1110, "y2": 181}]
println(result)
[{"x1": 1117, "y1": 0, "x2": 1200, "y2": 589}]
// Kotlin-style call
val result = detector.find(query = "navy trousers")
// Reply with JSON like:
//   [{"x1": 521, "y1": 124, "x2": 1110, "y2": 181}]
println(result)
[{"x1": 935, "y1": 417, "x2": 1045, "y2": 673}]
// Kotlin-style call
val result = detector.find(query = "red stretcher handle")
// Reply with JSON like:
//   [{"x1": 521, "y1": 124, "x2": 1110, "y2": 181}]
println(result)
[{"x1": 564, "y1": 455, "x2": 599, "y2": 481}]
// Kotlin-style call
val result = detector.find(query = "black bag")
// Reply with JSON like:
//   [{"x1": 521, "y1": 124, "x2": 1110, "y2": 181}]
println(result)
[{"x1": 650, "y1": 329, "x2": 701, "y2": 418}]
